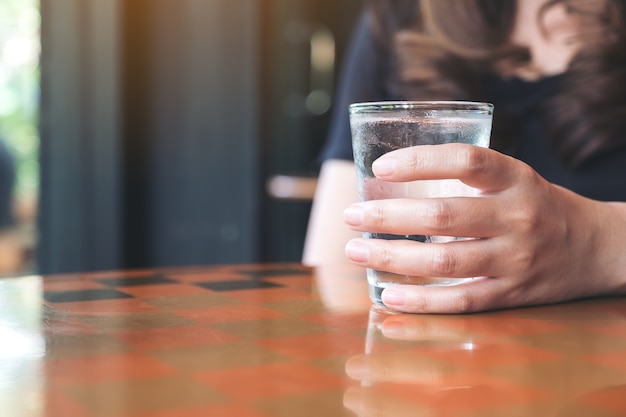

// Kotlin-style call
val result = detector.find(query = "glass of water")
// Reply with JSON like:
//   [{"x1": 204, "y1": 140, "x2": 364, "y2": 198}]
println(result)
[{"x1": 349, "y1": 101, "x2": 493, "y2": 306}]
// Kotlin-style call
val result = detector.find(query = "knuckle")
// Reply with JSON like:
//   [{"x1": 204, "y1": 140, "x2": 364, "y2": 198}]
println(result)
[
  {"x1": 408, "y1": 296, "x2": 431, "y2": 313},
  {"x1": 377, "y1": 246, "x2": 395, "y2": 270},
  {"x1": 453, "y1": 290, "x2": 476, "y2": 313},
  {"x1": 368, "y1": 205, "x2": 388, "y2": 229},
  {"x1": 517, "y1": 162, "x2": 540, "y2": 182},
  {"x1": 407, "y1": 151, "x2": 426, "y2": 174},
  {"x1": 512, "y1": 204, "x2": 543, "y2": 235},
  {"x1": 507, "y1": 167, "x2": 553, "y2": 235},
  {"x1": 424, "y1": 200, "x2": 452, "y2": 232},
  {"x1": 430, "y1": 246, "x2": 457, "y2": 275},
  {"x1": 372, "y1": 242, "x2": 394, "y2": 271},
  {"x1": 461, "y1": 145, "x2": 488, "y2": 175},
  {"x1": 512, "y1": 246, "x2": 538, "y2": 269}
]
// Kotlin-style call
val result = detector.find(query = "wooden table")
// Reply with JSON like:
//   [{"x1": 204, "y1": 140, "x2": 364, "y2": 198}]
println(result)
[{"x1": 1, "y1": 262, "x2": 626, "y2": 417}]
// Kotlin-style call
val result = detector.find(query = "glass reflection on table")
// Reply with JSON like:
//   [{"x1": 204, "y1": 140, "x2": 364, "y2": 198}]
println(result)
[{"x1": 343, "y1": 303, "x2": 626, "y2": 417}]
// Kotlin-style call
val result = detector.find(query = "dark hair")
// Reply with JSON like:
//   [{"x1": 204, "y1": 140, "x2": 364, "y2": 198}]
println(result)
[{"x1": 369, "y1": 0, "x2": 626, "y2": 168}]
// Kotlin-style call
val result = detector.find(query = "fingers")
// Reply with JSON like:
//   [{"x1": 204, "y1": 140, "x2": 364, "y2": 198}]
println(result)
[
  {"x1": 372, "y1": 144, "x2": 527, "y2": 193},
  {"x1": 345, "y1": 237, "x2": 513, "y2": 279},
  {"x1": 381, "y1": 278, "x2": 512, "y2": 314},
  {"x1": 344, "y1": 235, "x2": 520, "y2": 313},
  {"x1": 344, "y1": 197, "x2": 505, "y2": 239}
]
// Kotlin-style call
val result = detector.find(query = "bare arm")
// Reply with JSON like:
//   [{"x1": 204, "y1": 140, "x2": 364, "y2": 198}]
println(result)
[{"x1": 303, "y1": 159, "x2": 361, "y2": 266}]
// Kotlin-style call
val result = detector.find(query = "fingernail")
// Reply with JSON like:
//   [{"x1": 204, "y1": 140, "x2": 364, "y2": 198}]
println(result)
[
  {"x1": 342, "y1": 387, "x2": 363, "y2": 410},
  {"x1": 345, "y1": 240, "x2": 370, "y2": 263},
  {"x1": 382, "y1": 288, "x2": 406, "y2": 306},
  {"x1": 343, "y1": 205, "x2": 364, "y2": 226},
  {"x1": 372, "y1": 157, "x2": 396, "y2": 176},
  {"x1": 380, "y1": 319, "x2": 407, "y2": 338},
  {"x1": 345, "y1": 356, "x2": 368, "y2": 380}
]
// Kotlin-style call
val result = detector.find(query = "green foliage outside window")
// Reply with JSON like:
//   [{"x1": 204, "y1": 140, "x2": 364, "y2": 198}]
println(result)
[{"x1": 0, "y1": 0, "x2": 40, "y2": 198}]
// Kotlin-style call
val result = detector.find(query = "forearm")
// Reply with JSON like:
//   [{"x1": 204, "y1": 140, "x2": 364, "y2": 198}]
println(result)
[{"x1": 302, "y1": 160, "x2": 361, "y2": 266}]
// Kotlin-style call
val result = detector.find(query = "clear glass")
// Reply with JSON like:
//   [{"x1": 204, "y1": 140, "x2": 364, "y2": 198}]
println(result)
[{"x1": 349, "y1": 101, "x2": 493, "y2": 306}]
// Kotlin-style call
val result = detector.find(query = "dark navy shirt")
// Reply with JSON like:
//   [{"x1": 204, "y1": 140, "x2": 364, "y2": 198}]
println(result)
[{"x1": 318, "y1": 11, "x2": 626, "y2": 202}]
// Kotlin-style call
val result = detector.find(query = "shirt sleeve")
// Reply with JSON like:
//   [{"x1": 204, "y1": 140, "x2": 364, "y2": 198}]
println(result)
[{"x1": 315, "y1": 9, "x2": 393, "y2": 166}]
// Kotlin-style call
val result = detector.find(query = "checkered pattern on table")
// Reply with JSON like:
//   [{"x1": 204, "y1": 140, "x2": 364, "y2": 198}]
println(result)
[
  {"x1": 35, "y1": 263, "x2": 626, "y2": 417},
  {"x1": 41, "y1": 264, "x2": 366, "y2": 417}
]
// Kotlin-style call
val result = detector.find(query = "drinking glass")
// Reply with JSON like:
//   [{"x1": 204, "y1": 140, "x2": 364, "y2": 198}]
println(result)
[{"x1": 349, "y1": 101, "x2": 493, "y2": 306}]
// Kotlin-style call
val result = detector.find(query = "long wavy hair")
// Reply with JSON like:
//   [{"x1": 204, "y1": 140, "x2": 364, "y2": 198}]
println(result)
[{"x1": 369, "y1": 0, "x2": 626, "y2": 168}]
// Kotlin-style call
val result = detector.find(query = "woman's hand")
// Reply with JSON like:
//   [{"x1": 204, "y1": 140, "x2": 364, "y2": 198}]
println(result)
[{"x1": 343, "y1": 144, "x2": 626, "y2": 313}]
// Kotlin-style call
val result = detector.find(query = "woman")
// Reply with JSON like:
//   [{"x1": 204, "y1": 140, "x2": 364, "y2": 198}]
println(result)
[{"x1": 304, "y1": 0, "x2": 626, "y2": 313}]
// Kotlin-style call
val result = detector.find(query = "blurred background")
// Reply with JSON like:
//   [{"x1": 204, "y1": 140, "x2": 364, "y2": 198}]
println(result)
[{"x1": 0, "y1": 0, "x2": 362, "y2": 276}]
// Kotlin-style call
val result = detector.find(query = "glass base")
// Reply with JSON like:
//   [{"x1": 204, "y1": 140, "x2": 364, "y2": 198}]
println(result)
[{"x1": 367, "y1": 269, "x2": 476, "y2": 307}]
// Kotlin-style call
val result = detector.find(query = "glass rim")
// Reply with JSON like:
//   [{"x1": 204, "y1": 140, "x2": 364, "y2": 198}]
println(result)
[{"x1": 349, "y1": 100, "x2": 494, "y2": 114}]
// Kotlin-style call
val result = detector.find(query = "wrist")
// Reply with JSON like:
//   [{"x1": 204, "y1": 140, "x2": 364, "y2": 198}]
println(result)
[{"x1": 592, "y1": 201, "x2": 626, "y2": 295}]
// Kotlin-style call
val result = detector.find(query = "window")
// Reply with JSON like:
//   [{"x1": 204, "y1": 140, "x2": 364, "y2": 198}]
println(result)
[{"x1": 0, "y1": 0, "x2": 40, "y2": 274}]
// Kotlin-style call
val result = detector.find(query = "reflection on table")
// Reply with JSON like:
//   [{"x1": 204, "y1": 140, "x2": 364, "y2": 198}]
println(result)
[{"x1": 1, "y1": 262, "x2": 625, "y2": 417}]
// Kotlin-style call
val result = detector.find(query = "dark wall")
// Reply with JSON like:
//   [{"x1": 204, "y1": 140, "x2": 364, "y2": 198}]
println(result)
[
  {"x1": 121, "y1": 0, "x2": 263, "y2": 268},
  {"x1": 38, "y1": 0, "x2": 363, "y2": 274},
  {"x1": 39, "y1": 0, "x2": 123, "y2": 273},
  {"x1": 260, "y1": 0, "x2": 362, "y2": 261}
]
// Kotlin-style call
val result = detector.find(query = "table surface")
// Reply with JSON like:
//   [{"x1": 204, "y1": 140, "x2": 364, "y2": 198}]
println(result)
[{"x1": 2, "y1": 262, "x2": 626, "y2": 417}]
